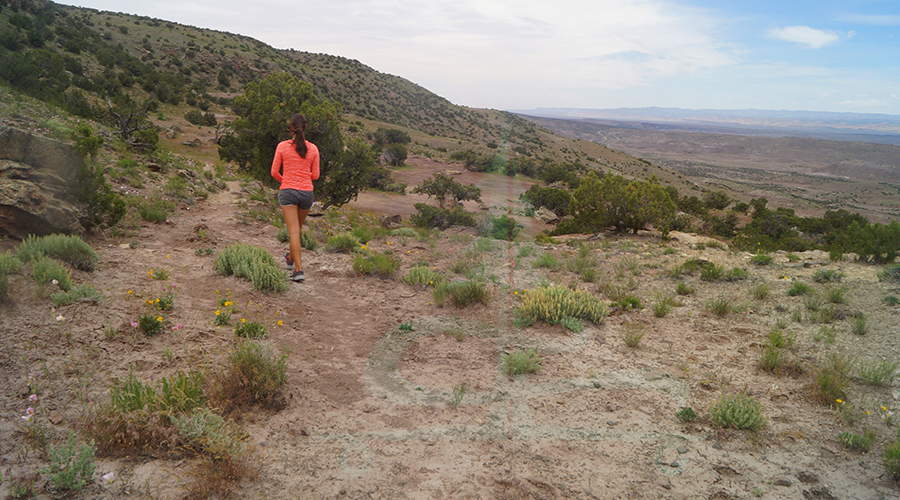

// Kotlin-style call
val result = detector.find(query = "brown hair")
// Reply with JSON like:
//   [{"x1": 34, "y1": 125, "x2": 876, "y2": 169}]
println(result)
[{"x1": 288, "y1": 114, "x2": 308, "y2": 158}]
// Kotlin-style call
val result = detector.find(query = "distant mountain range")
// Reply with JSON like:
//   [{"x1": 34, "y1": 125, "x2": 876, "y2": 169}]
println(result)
[{"x1": 511, "y1": 107, "x2": 900, "y2": 145}]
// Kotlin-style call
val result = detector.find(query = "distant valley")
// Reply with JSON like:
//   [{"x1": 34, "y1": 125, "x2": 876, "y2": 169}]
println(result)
[{"x1": 516, "y1": 110, "x2": 900, "y2": 223}]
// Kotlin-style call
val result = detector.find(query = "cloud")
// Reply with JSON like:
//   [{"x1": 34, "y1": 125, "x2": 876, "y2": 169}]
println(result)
[
  {"x1": 837, "y1": 99, "x2": 887, "y2": 108},
  {"x1": 767, "y1": 26, "x2": 840, "y2": 49}
]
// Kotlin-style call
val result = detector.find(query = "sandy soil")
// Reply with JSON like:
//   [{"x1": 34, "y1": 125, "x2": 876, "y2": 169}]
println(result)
[{"x1": 1, "y1": 161, "x2": 899, "y2": 500}]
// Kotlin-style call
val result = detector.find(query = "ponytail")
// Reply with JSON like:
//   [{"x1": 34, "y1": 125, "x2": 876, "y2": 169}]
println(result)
[{"x1": 288, "y1": 114, "x2": 308, "y2": 158}]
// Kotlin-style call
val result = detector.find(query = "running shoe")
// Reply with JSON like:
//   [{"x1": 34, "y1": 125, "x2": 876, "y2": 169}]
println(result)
[
  {"x1": 290, "y1": 270, "x2": 305, "y2": 282},
  {"x1": 285, "y1": 252, "x2": 294, "y2": 269}
]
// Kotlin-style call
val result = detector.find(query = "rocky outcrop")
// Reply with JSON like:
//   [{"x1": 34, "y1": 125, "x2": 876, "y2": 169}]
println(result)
[
  {"x1": 380, "y1": 214, "x2": 402, "y2": 228},
  {"x1": 534, "y1": 206, "x2": 560, "y2": 224},
  {"x1": 0, "y1": 126, "x2": 85, "y2": 239}
]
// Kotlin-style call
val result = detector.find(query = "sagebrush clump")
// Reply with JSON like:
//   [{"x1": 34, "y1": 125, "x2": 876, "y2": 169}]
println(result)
[
  {"x1": 710, "y1": 393, "x2": 766, "y2": 431},
  {"x1": 214, "y1": 243, "x2": 288, "y2": 293},
  {"x1": 518, "y1": 285, "x2": 608, "y2": 331}
]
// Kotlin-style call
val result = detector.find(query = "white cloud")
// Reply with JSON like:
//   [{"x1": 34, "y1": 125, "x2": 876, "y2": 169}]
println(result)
[
  {"x1": 837, "y1": 99, "x2": 887, "y2": 107},
  {"x1": 767, "y1": 26, "x2": 840, "y2": 49}
]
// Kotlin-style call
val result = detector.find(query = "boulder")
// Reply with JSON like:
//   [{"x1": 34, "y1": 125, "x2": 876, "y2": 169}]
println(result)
[
  {"x1": 380, "y1": 214, "x2": 402, "y2": 228},
  {"x1": 534, "y1": 206, "x2": 560, "y2": 224},
  {"x1": 0, "y1": 126, "x2": 85, "y2": 239}
]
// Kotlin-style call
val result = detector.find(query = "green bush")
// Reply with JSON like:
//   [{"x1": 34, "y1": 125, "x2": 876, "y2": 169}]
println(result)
[
  {"x1": 723, "y1": 267, "x2": 749, "y2": 282},
  {"x1": 51, "y1": 284, "x2": 102, "y2": 306},
  {"x1": 749, "y1": 254, "x2": 773, "y2": 265},
  {"x1": 850, "y1": 315, "x2": 868, "y2": 336},
  {"x1": 675, "y1": 282, "x2": 695, "y2": 296},
  {"x1": 677, "y1": 407, "x2": 697, "y2": 423},
  {"x1": 813, "y1": 269, "x2": 843, "y2": 283},
  {"x1": 878, "y1": 264, "x2": 900, "y2": 283},
  {"x1": 301, "y1": 231, "x2": 318, "y2": 251},
  {"x1": 518, "y1": 285, "x2": 608, "y2": 330},
  {"x1": 391, "y1": 227, "x2": 419, "y2": 238},
  {"x1": 706, "y1": 296, "x2": 732, "y2": 316},
  {"x1": 700, "y1": 263, "x2": 724, "y2": 281},
  {"x1": 352, "y1": 252, "x2": 400, "y2": 278},
  {"x1": 0, "y1": 251, "x2": 23, "y2": 301},
  {"x1": 410, "y1": 203, "x2": 476, "y2": 229},
  {"x1": 17, "y1": 234, "x2": 99, "y2": 271},
  {"x1": 885, "y1": 431, "x2": 900, "y2": 479},
  {"x1": 214, "y1": 243, "x2": 288, "y2": 293},
  {"x1": 502, "y1": 348, "x2": 542, "y2": 376},
  {"x1": 750, "y1": 282, "x2": 770, "y2": 300},
  {"x1": 212, "y1": 340, "x2": 288, "y2": 412},
  {"x1": 433, "y1": 279, "x2": 490, "y2": 308},
  {"x1": 325, "y1": 233, "x2": 362, "y2": 253},
  {"x1": 173, "y1": 407, "x2": 241, "y2": 458},
  {"x1": 134, "y1": 195, "x2": 176, "y2": 223},
  {"x1": 787, "y1": 281, "x2": 813, "y2": 296},
  {"x1": 710, "y1": 393, "x2": 766, "y2": 431},
  {"x1": 480, "y1": 213, "x2": 521, "y2": 241},
  {"x1": 651, "y1": 292, "x2": 677, "y2": 318},
  {"x1": 856, "y1": 358, "x2": 898, "y2": 386},
  {"x1": 235, "y1": 320, "x2": 267, "y2": 339},
  {"x1": 41, "y1": 433, "x2": 96, "y2": 491},
  {"x1": 815, "y1": 352, "x2": 854, "y2": 404},
  {"x1": 839, "y1": 428, "x2": 876, "y2": 452},
  {"x1": 533, "y1": 252, "x2": 561, "y2": 271},
  {"x1": 31, "y1": 255, "x2": 73, "y2": 292},
  {"x1": 403, "y1": 265, "x2": 440, "y2": 287}
]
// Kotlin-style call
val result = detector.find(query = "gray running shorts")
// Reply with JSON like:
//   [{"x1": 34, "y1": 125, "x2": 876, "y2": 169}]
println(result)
[{"x1": 278, "y1": 189, "x2": 314, "y2": 210}]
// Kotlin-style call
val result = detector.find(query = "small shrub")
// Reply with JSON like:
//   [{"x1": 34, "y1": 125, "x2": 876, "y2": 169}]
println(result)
[
  {"x1": 214, "y1": 309, "x2": 231, "y2": 326},
  {"x1": 31, "y1": 255, "x2": 73, "y2": 292},
  {"x1": 533, "y1": 252, "x2": 561, "y2": 271},
  {"x1": 0, "y1": 251, "x2": 23, "y2": 301},
  {"x1": 677, "y1": 407, "x2": 697, "y2": 423},
  {"x1": 682, "y1": 258, "x2": 704, "y2": 273},
  {"x1": 209, "y1": 340, "x2": 288, "y2": 414},
  {"x1": 301, "y1": 230, "x2": 318, "y2": 251},
  {"x1": 214, "y1": 243, "x2": 288, "y2": 293},
  {"x1": 750, "y1": 282, "x2": 770, "y2": 301},
  {"x1": 325, "y1": 233, "x2": 362, "y2": 253},
  {"x1": 850, "y1": 315, "x2": 868, "y2": 336},
  {"x1": 825, "y1": 286, "x2": 849, "y2": 304},
  {"x1": 839, "y1": 428, "x2": 876, "y2": 452},
  {"x1": 50, "y1": 284, "x2": 102, "y2": 306},
  {"x1": 41, "y1": 433, "x2": 96, "y2": 492},
  {"x1": 878, "y1": 264, "x2": 900, "y2": 282},
  {"x1": 398, "y1": 322, "x2": 413, "y2": 331},
  {"x1": 856, "y1": 358, "x2": 898, "y2": 386},
  {"x1": 651, "y1": 292, "x2": 677, "y2": 318},
  {"x1": 234, "y1": 320, "x2": 267, "y2": 339},
  {"x1": 787, "y1": 281, "x2": 813, "y2": 296},
  {"x1": 138, "y1": 313, "x2": 164, "y2": 336},
  {"x1": 502, "y1": 348, "x2": 541, "y2": 376},
  {"x1": 812, "y1": 325, "x2": 836, "y2": 344},
  {"x1": 814, "y1": 352, "x2": 855, "y2": 404},
  {"x1": 766, "y1": 327, "x2": 794, "y2": 349},
  {"x1": 353, "y1": 252, "x2": 401, "y2": 278},
  {"x1": 621, "y1": 322, "x2": 647, "y2": 348},
  {"x1": 612, "y1": 294, "x2": 643, "y2": 311},
  {"x1": 403, "y1": 265, "x2": 440, "y2": 287},
  {"x1": 444, "y1": 280, "x2": 489, "y2": 308},
  {"x1": 700, "y1": 263, "x2": 724, "y2": 281},
  {"x1": 750, "y1": 254, "x2": 773, "y2": 265},
  {"x1": 723, "y1": 267, "x2": 749, "y2": 282},
  {"x1": 518, "y1": 285, "x2": 608, "y2": 329},
  {"x1": 813, "y1": 269, "x2": 843, "y2": 283},
  {"x1": 710, "y1": 393, "x2": 766, "y2": 431},
  {"x1": 391, "y1": 227, "x2": 418, "y2": 238},
  {"x1": 276, "y1": 227, "x2": 289, "y2": 243},
  {"x1": 351, "y1": 226, "x2": 374, "y2": 244},
  {"x1": 885, "y1": 295, "x2": 899, "y2": 306},
  {"x1": 666, "y1": 265, "x2": 684, "y2": 279},
  {"x1": 786, "y1": 253, "x2": 800, "y2": 262},
  {"x1": 17, "y1": 234, "x2": 99, "y2": 271},
  {"x1": 758, "y1": 344, "x2": 784, "y2": 373},
  {"x1": 449, "y1": 381, "x2": 467, "y2": 405},
  {"x1": 675, "y1": 282, "x2": 695, "y2": 296},
  {"x1": 706, "y1": 296, "x2": 732, "y2": 316},
  {"x1": 885, "y1": 431, "x2": 900, "y2": 479},
  {"x1": 149, "y1": 267, "x2": 169, "y2": 280},
  {"x1": 480, "y1": 213, "x2": 521, "y2": 240},
  {"x1": 135, "y1": 196, "x2": 175, "y2": 223}
]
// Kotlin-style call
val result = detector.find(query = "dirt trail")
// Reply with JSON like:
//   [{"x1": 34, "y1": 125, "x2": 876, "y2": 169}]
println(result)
[{"x1": 1, "y1": 164, "x2": 899, "y2": 499}]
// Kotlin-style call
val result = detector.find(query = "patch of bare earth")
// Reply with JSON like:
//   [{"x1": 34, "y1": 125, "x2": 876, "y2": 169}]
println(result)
[{"x1": 1, "y1": 163, "x2": 899, "y2": 500}]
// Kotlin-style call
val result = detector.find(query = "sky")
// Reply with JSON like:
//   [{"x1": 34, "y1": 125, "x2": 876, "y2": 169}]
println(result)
[{"x1": 58, "y1": 0, "x2": 900, "y2": 115}]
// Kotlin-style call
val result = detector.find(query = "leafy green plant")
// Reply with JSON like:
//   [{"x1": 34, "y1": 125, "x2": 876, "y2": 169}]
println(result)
[
  {"x1": 813, "y1": 269, "x2": 843, "y2": 283},
  {"x1": 766, "y1": 327, "x2": 795, "y2": 349},
  {"x1": 403, "y1": 264, "x2": 440, "y2": 287},
  {"x1": 749, "y1": 254, "x2": 773, "y2": 265},
  {"x1": 173, "y1": 407, "x2": 242, "y2": 459},
  {"x1": 723, "y1": 267, "x2": 749, "y2": 282},
  {"x1": 850, "y1": 315, "x2": 868, "y2": 336},
  {"x1": 651, "y1": 292, "x2": 678, "y2": 318},
  {"x1": 750, "y1": 282, "x2": 769, "y2": 300},
  {"x1": 706, "y1": 296, "x2": 732, "y2": 316},
  {"x1": 235, "y1": 320, "x2": 267, "y2": 339},
  {"x1": 214, "y1": 243, "x2": 288, "y2": 293},
  {"x1": 480, "y1": 213, "x2": 521, "y2": 240},
  {"x1": 812, "y1": 325, "x2": 836, "y2": 344},
  {"x1": 301, "y1": 231, "x2": 319, "y2": 251},
  {"x1": 149, "y1": 268, "x2": 169, "y2": 280},
  {"x1": 885, "y1": 430, "x2": 900, "y2": 479},
  {"x1": 700, "y1": 263, "x2": 724, "y2": 281},
  {"x1": 138, "y1": 313, "x2": 164, "y2": 336},
  {"x1": 786, "y1": 253, "x2": 800, "y2": 262},
  {"x1": 814, "y1": 352, "x2": 855, "y2": 404},
  {"x1": 0, "y1": 251, "x2": 22, "y2": 301},
  {"x1": 502, "y1": 348, "x2": 542, "y2": 376},
  {"x1": 621, "y1": 322, "x2": 647, "y2": 348},
  {"x1": 787, "y1": 281, "x2": 813, "y2": 296},
  {"x1": 758, "y1": 344, "x2": 784, "y2": 373},
  {"x1": 41, "y1": 433, "x2": 96, "y2": 491},
  {"x1": 885, "y1": 295, "x2": 899, "y2": 306},
  {"x1": 517, "y1": 285, "x2": 608, "y2": 330},
  {"x1": 214, "y1": 309, "x2": 232, "y2": 326},
  {"x1": 612, "y1": 294, "x2": 643, "y2": 311},
  {"x1": 398, "y1": 322, "x2": 413, "y2": 331},
  {"x1": 839, "y1": 428, "x2": 876, "y2": 452},
  {"x1": 31, "y1": 255, "x2": 73, "y2": 292},
  {"x1": 856, "y1": 358, "x2": 898, "y2": 386},
  {"x1": 675, "y1": 282, "x2": 695, "y2": 296},
  {"x1": 533, "y1": 252, "x2": 561, "y2": 271},
  {"x1": 50, "y1": 284, "x2": 102, "y2": 306},
  {"x1": 391, "y1": 227, "x2": 419, "y2": 238},
  {"x1": 325, "y1": 233, "x2": 362, "y2": 253},
  {"x1": 135, "y1": 195, "x2": 176, "y2": 223},
  {"x1": 449, "y1": 381, "x2": 467, "y2": 405},
  {"x1": 433, "y1": 279, "x2": 489, "y2": 308},
  {"x1": 16, "y1": 234, "x2": 99, "y2": 271},
  {"x1": 352, "y1": 252, "x2": 401, "y2": 278},
  {"x1": 710, "y1": 393, "x2": 766, "y2": 431},
  {"x1": 878, "y1": 264, "x2": 900, "y2": 282},
  {"x1": 677, "y1": 407, "x2": 697, "y2": 423}
]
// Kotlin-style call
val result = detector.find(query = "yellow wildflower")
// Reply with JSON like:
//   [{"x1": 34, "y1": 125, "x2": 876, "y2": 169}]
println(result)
[
  {"x1": 215, "y1": 310, "x2": 221, "y2": 316},
  {"x1": 277, "y1": 320, "x2": 283, "y2": 326}
]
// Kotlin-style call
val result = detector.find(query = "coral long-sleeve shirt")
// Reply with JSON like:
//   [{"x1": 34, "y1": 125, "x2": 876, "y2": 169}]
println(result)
[{"x1": 271, "y1": 140, "x2": 320, "y2": 191}]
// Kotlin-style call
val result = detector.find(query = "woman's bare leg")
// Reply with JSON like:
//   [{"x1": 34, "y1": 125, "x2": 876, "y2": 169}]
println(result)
[{"x1": 281, "y1": 205, "x2": 310, "y2": 271}]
